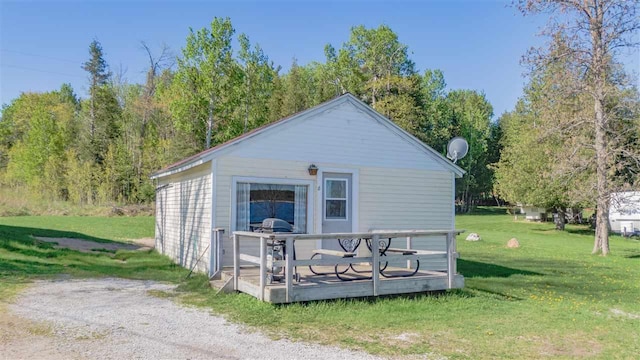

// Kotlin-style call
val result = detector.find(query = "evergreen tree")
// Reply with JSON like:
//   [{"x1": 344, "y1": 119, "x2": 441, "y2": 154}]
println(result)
[
  {"x1": 81, "y1": 40, "x2": 120, "y2": 164},
  {"x1": 82, "y1": 40, "x2": 111, "y2": 143}
]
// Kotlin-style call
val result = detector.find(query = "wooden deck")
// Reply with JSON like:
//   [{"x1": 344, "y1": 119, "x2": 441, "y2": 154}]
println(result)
[
  {"x1": 221, "y1": 229, "x2": 464, "y2": 303},
  {"x1": 220, "y1": 265, "x2": 464, "y2": 304}
]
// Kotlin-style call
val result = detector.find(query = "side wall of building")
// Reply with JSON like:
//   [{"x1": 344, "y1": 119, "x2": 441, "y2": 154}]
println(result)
[{"x1": 155, "y1": 162, "x2": 212, "y2": 274}]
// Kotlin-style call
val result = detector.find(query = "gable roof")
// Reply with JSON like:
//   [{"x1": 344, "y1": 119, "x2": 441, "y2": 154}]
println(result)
[{"x1": 151, "y1": 93, "x2": 465, "y2": 179}]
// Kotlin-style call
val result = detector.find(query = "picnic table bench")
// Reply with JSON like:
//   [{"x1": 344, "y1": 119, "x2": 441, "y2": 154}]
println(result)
[{"x1": 309, "y1": 237, "x2": 420, "y2": 280}]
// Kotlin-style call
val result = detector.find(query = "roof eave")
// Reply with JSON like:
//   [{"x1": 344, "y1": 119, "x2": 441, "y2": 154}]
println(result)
[{"x1": 150, "y1": 157, "x2": 209, "y2": 180}]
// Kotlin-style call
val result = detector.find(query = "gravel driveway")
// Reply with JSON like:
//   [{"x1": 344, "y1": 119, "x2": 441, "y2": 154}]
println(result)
[{"x1": 5, "y1": 278, "x2": 380, "y2": 360}]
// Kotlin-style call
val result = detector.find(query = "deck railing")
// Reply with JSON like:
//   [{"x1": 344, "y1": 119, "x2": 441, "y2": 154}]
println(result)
[{"x1": 232, "y1": 229, "x2": 463, "y2": 302}]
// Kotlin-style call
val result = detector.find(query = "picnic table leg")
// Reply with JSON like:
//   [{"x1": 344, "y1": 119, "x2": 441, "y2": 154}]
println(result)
[{"x1": 380, "y1": 260, "x2": 420, "y2": 278}]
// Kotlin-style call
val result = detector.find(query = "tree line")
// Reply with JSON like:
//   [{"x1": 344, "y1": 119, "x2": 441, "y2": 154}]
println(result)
[
  {"x1": 1, "y1": 0, "x2": 638, "y2": 255},
  {"x1": 0, "y1": 18, "x2": 498, "y2": 209}
]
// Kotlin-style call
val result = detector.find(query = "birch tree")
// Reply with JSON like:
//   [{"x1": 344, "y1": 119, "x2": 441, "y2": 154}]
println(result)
[
  {"x1": 345, "y1": 25, "x2": 415, "y2": 106},
  {"x1": 237, "y1": 34, "x2": 278, "y2": 132},
  {"x1": 173, "y1": 17, "x2": 236, "y2": 149}
]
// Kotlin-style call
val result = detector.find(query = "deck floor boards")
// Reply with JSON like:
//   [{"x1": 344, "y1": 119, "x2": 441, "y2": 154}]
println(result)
[{"x1": 221, "y1": 266, "x2": 463, "y2": 303}]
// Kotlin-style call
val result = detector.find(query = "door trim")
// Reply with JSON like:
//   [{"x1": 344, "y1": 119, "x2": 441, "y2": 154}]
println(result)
[{"x1": 316, "y1": 167, "x2": 359, "y2": 237}]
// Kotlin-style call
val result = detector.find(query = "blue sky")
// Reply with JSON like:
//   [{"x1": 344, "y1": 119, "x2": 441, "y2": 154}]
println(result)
[{"x1": 0, "y1": 1, "x2": 637, "y2": 117}]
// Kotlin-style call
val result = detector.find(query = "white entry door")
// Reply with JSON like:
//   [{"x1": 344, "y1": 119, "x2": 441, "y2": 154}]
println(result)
[{"x1": 321, "y1": 172, "x2": 352, "y2": 250}]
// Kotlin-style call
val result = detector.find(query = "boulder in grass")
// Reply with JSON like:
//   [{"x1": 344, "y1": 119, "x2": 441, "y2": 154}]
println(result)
[
  {"x1": 465, "y1": 233, "x2": 481, "y2": 241},
  {"x1": 507, "y1": 238, "x2": 520, "y2": 248}
]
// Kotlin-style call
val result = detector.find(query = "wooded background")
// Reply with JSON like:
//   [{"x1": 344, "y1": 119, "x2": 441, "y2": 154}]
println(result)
[
  {"x1": 0, "y1": 20, "x2": 500, "y2": 210},
  {"x1": 1, "y1": 7, "x2": 638, "y2": 238}
]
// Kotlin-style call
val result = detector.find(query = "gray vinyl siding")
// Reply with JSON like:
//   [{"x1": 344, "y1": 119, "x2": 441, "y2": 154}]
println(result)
[
  {"x1": 155, "y1": 162, "x2": 212, "y2": 273},
  {"x1": 215, "y1": 157, "x2": 316, "y2": 266},
  {"x1": 225, "y1": 101, "x2": 450, "y2": 171},
  {"x1": 359, "y1": 168, "x2": 452, "y2": 270},
  {"x1": 215, "y1": 157, "x2": 453, "y2": 270},
  {"x1": 154, "y1": 98, "x2": 457, "y2": 273}
]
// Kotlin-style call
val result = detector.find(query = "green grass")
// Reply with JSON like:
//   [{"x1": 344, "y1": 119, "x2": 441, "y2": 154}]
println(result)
[
  {"x1": 1, "y1": 210, "x2": 639, "y2": 359},
  {"x1": 0, "y1": 216, "x2": 156, "y2": 240},
  {"x1": 0, "y1": 216, "x2": 194, "y2": 310}
]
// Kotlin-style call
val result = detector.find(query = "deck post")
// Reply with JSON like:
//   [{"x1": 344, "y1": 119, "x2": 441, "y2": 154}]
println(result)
[
  {"x1": 259, "y1": 236, "x2": 267, "y2": 301},
  {"x1": 446, "y1": 231, "x2": 454, "y2": 289},
  {"x1": 285, "y1": 236, "x2": 294, "y2": 303},
  {"x1": 233, "y1": 233, "x2": 239, "y2": 290},
  {"x1": 371, "y1": 234, "x2": 380, "y2": 297},
  {"x1": 406, "y1": 236, "x2": 412, "y2": 269},
  {"x1": 452, "y1": 232, "x2": 457, "y2": 275}
]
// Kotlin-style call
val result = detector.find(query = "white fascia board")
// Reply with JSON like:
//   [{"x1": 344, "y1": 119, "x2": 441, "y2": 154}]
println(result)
[{"x1": 150, "y1": 158, "x2": 208, "y2": 179}]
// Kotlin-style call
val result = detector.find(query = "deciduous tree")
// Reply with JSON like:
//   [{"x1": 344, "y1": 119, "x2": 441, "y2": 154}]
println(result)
[
  {"x1": 518, "y1": 0, "x2": 640, "y2": 255},
  {"x1": 172, "y1": 17, "x2": 237, "y2": 149}
]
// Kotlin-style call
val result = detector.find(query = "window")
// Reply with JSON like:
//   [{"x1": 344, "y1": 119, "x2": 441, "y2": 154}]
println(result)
[
  {"x1": 325, "y1": 178, "x2": 348, "y2": 220},
  {"x1": 235, "y1": 182, "x2": 308, "y2": 233}
]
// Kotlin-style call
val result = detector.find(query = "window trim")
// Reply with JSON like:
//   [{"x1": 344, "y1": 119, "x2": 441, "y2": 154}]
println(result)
[
  {"x1": 231, "y1": 176, "x2": 314, "y2": 233},
  {"x1": 323, "y1": 177, "x2": 349, "y2": 222}
]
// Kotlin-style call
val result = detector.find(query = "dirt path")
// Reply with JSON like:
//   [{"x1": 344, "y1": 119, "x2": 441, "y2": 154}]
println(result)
[
  {"x1": 2, "y1": 278, "x2": 380, "y2": 360},
  {"x1": 33, "y1": 236, "x2": 154, "y2": 254}
]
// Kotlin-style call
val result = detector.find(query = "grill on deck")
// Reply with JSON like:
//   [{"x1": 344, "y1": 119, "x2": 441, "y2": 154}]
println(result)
[
  {"x1": 254, "y1": 218, "x2": 296, "y2": 283},
  {"x1": 256, "y1": 218, "x2": 294, "y2": 233}
]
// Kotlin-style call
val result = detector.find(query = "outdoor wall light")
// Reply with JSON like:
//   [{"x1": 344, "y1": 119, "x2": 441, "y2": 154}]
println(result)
[{"x1": 308, "y1": 164, "x2": 318, "y2": 176}]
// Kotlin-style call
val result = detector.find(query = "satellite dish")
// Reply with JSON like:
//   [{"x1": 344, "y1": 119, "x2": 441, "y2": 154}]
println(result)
[{"x1": 446, "y1": 137, "x2": 469, "y2": 163}]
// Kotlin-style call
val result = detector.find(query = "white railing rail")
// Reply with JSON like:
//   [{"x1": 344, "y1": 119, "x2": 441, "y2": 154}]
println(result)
[{"x1": 232, "y1": 229, "x2": 464, "y2": 302}]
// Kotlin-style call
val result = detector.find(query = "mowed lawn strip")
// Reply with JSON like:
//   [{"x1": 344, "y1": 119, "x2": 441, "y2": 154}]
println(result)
[
  {"x1": 0, "y1": 216, "x2": 187, "y2": 308},
  {"x1": 1, "y1": 210, "x2": 639, "y2": 359}
]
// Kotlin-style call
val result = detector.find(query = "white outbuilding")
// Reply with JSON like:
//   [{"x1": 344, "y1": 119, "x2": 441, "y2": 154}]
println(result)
[
  {"x1": 609, "y1": 191, "x2": 640, "y2": 235},
  {"x1": 519, "y1": 205, "x2": 547, "y2": 221},
  {"x1": 151, "y1": 94, "x2": 464, "y2": 287}
]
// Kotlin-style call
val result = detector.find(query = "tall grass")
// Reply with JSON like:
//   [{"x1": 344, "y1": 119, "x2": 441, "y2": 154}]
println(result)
[{"x1": 0, "y1": 186, "x2": 153, "y2": 216}]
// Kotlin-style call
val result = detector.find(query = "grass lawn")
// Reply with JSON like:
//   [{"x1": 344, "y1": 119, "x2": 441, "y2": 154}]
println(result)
[
  {"x1": 1, "y1": 210, "x2": 639, "y2": 359},
  {"x1": 0, "y1": 216, "x2": 187, "y2": 306}
]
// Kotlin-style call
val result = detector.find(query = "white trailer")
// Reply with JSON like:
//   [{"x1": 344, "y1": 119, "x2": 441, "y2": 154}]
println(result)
[{"x1": 609, "y1": 192, "x2": 640, "y2": 236}]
